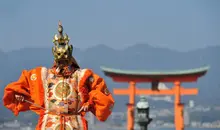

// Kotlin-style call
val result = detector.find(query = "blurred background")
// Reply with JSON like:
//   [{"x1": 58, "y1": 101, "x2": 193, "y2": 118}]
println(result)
[{"x1": 0, "y1": 0, "x2": 220, "y2": 129}]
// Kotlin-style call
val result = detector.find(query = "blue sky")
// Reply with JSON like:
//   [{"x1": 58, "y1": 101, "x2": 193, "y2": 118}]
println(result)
[{"x1": 0, "y1": 0, "x2": 219, "y2": 52}]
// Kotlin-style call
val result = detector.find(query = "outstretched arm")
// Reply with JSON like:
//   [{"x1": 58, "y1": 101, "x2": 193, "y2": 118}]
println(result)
[
  {"x1": 3, "y1": 70, "x2": 31, "y2": 116},
  {"x1": 78, "y1": 69, "x2": 115, "y2": 122}
]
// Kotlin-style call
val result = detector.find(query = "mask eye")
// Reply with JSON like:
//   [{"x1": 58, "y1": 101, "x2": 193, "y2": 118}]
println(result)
[
  {"x1": 57, "y1": 53, "x2": 61, "y2": 56},
  {"x1": 64, "y1": 52, "x2": 67, "y2": 55}
]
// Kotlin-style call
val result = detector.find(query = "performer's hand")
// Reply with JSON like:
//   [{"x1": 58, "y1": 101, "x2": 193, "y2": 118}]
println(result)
[
  {"x1": 15, "y1": 94, "x2": 25, "y2": 102},
  {"x1": 78, "y1": 105, "x2": 89, "y2": 113}
]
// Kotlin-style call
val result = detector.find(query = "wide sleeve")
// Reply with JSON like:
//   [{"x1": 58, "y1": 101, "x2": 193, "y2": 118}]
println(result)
[
  {"x1": 79, "y1": 69, "x2": 115, "y2": 122},
  {"x1": 2, "y1": 70, "x2": 31, "y2": 116}
]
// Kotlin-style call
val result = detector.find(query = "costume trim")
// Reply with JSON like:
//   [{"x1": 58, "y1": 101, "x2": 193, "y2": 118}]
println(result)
[
  {"x1": 41, "y1": 67, "x2": 49, "y2": 129},
  {"x1": 77, "y1": 69, "x2": 93, "y2": 104}
]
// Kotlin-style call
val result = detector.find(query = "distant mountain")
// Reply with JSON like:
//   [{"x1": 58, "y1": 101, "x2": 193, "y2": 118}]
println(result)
[{"x1": 0, "y1": 43, "x2": 220, "y2": 120}]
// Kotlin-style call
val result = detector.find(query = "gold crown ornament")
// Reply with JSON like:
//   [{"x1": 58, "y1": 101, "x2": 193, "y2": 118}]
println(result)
[{"x1": 53, "y1": 21, "x2": 70, "y2": 45}]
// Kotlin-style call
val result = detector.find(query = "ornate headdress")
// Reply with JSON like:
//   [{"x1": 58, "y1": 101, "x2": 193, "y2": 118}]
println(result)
[
  {"x1": 53, "y1": 21, "x2": 70, "y2": 46},
  {"x1": 52, "y1": 21, "x2": 80, "y2": 70}
]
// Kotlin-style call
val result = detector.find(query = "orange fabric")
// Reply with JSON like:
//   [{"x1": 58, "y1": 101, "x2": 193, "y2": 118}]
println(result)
[
  {"x1": 3, "y1": 67, "x2": 45, "y2": 130},
  {"x1": 3, "y1": 67, "x2": 45, "y2": 116},
  {"x1": 81, "y1": 116, "x2": 88, "y2": 130},
  {"x1": 78, "y1": 69, "x2": 92, "y2": 104},
  {"x1": 3, "y1": 70, "x2": 31, "y2": 116},
  {"x1": 3, "y1": 67, "x2": 113, "y2": 129},
  {"x1": 79, "y1": 69, "x2": 115, "y2": 122}
]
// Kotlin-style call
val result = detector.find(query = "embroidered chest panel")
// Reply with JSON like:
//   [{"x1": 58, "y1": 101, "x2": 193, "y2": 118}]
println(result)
[{"x1": 46, "y1": 69, "x2": 81, "y2": 114}]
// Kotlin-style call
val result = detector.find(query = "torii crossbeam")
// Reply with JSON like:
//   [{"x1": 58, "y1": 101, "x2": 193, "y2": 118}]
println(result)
[{"x1": 101, "y1": 66, "x2": 209, "y2": 130}]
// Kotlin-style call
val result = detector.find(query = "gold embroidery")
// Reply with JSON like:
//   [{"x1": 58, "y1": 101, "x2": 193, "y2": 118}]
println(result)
[
  {"x1": 54, "y1": 81, "x2": 71, "y2": 99},
  {"x1": 30, "y1": 74, "x2": 37, "y2": 81},
  {"x1": 54, "y1": 123, "x2": 72, "y2": 130},
  {"x1": 45, "y1": 69, "x2": 82, "y2": 129}
]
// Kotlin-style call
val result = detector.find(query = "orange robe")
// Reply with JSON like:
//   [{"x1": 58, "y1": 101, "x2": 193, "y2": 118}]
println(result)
[{"x1": 3, "y1": 67, "x2": 114, "y2": 130}]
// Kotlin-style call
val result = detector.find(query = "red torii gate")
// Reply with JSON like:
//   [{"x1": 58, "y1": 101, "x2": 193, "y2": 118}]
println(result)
[{"x1": 101, "y1": 66, "x2": 209, "y2": 130}]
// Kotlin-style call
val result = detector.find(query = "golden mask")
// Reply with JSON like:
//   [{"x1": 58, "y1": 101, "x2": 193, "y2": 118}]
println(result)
[{"x1": 52, "y1": 21, "x2": 73, "y2": 66}]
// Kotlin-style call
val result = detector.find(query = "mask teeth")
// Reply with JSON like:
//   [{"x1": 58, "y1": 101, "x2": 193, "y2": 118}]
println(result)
[{"x1": 56, "y1": 67, "x2": 60, "y2": 73}]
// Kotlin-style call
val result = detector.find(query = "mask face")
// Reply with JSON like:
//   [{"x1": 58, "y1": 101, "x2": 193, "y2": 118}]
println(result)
[
  {"x1": 52, "y1": 43, "x2": 73, "y2": 67},
  {"x1": 52, "y1": 22, "x2": 73, "y2": 68}
]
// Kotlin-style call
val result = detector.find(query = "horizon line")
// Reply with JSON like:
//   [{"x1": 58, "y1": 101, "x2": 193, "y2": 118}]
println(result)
[{"x1": 2, "y1": 43, "x2": 219, "y2": 53}]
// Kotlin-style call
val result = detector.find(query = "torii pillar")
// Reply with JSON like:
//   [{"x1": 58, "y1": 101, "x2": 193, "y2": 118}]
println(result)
[{"x1": 101, "y1": 66, "x2": 209, "y2": 130}]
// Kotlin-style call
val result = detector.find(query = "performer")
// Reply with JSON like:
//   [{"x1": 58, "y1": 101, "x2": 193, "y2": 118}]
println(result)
[{"x1": 3, "y1": 21, "x2": 115, "y2": 130}]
